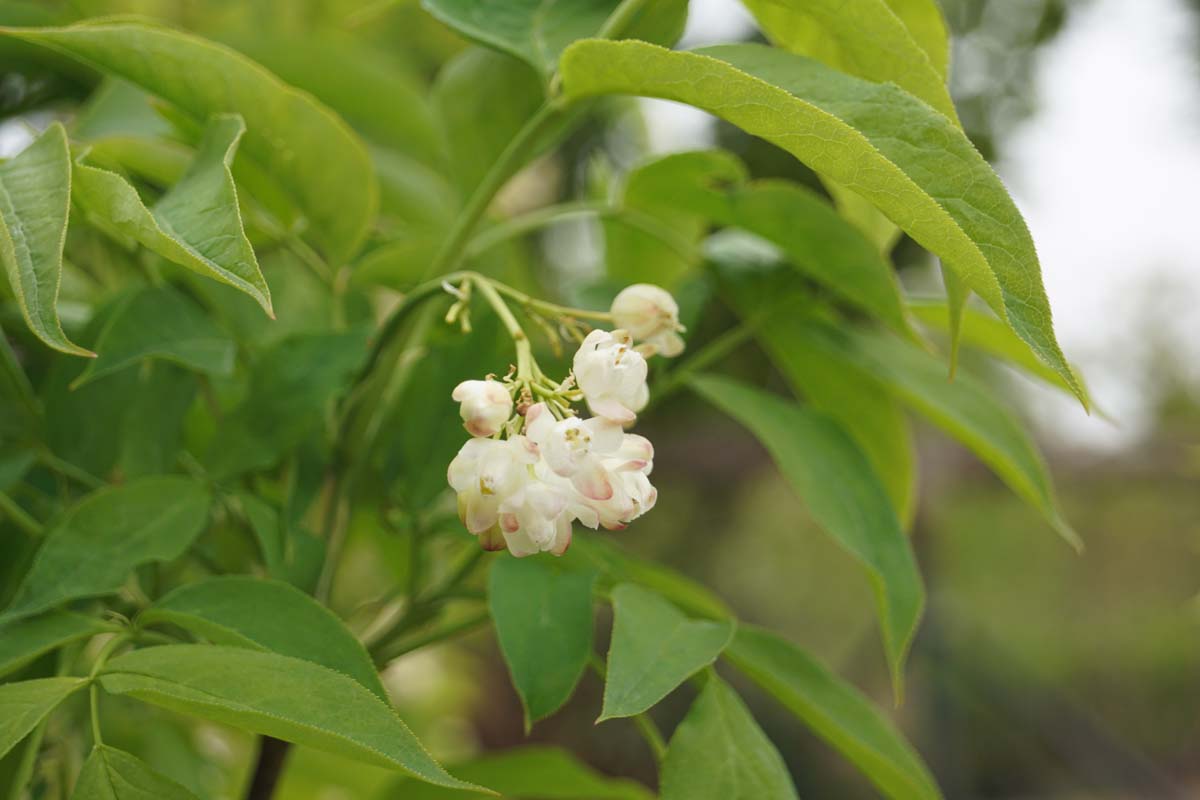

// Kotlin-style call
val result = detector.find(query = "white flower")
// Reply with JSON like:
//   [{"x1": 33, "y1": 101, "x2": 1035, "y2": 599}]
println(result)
[
  {"x1": 451, "y1": 379, "x2": 513, "y2": 437},
  {"x1": 610, "y1": 284, "x2": 685, "y2": 357},
  {"x1": 525, "y1": 402, "x2": 624, "y2": 501},
  {"x1": 584, "y1": 434, "x2": 657, "y2": 530},
  {"x1": 447, "y1": 435, "x2": 536, "y2": 534},
  {"x1": 497, "y1": 479, "x2": 573, "y2": 557},
  {"x1": 572, "y1": 329, "x2": 649, "y2": 423}
]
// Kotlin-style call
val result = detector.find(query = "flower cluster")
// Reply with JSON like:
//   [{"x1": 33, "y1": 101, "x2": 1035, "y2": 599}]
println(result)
[{"x1": 446, "y1": 284, "x2": 683, "y2": 557}]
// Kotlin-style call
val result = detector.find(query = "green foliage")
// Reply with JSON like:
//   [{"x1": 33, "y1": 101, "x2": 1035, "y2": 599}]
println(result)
[
  {"x1": 659, "y1": 675, "x2": 798, "y2": 800},
  {"x1": 0, "y1": 678, "x2": 86, "y2": 760},
  {"x1": 0, "y1": 2, "x2": 1091, "y2": 797},
  {"x1": 2, "y1": 477, "x2": 212, "y2": 623},
  {"x1": 600, "y1": 584, "x2": 733, "y2": 720},
  {"x1": 421, "y1": 0, "x2": 688, "y2": 78},
  {"x1": 559, "y1": 39, "x2": 1082, "y2": 399},
  {"x1": 72, "y1": 285, "x2": 235, "y2": 388},
  {"x1": 612, "y1": 151, "x2": 914, "y2": 337},
  {"x1": 72, "y1": 114, "x2": 271, "y2": 313},
  {"x1": 72, "y1": 746, "x2": 201, "y2": 800},
  {"x1": 3, "y1": 21, "x2": 377, "y2": 263},
  {"x1": 489, "y1": 557, "x2": 596, "y2": 728},
  {"x1": 384, "y1": 746, "x2": 654, "y2": 799},
  {"x1": 744, "y1": 0, "x2": 956, "y2": 120},
  {"x1": 726, "y1": 625, "x2": 942, "y2": 800},
  {"x1": 0, "y1": 123, "x2": 88, "y2": 356},
  {"x1": 141, "y1": 577, "x2": 387, "y2": 700},
  {"x1": 690, "y1": 374, "x2": 924, "y2": 695},
  {"x1": 98, "y1": 645, "x2": 479, "y2": 791},
  {"x1": 0, "y1": 612, "x2": 117, "y2": 679}
]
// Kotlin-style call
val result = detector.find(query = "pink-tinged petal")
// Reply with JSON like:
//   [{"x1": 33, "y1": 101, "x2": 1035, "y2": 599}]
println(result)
[
  {"x1": 525, "y1": 402, "x2": 552, "y2": 441},
  {"x1": 571, "y1": 461, "x2": 613, "y2": 501},
  {"x1": 617, "y1": 459, "x2": 649, "y2": 472},
  {"x1": 572, "y1": 503, "x2": 600, "y2": 529},
  {"x1": 588, "y1": 395, "x2": 636, "y2": 424},
  {"x1": 601, "y1": 519, "x2": 628, "y2": 531},
  {"x1": 550, "y1": 516, "x2": 573, "y2": 556},
  {"x1": 500, "y1": 512, "x2": 520, "y2": 534},
  {"x1": 502, "y1": 527, "x2": 539, "y2": 558},
  {"x1": 583, "y1": 416, "x2": 624, "y2": 454},
  {"x1": 465, "y1": 493, "x2": 498, "y2": 534},
  {"x1": 464, "y1": 418, "x2": 497, "y2": 437},
  {"x1": 618, "y1": 433, "x2": 653, "y2": 462},
  {"x1": 657, "y1": 332, "x2": 685, "y2": 358}
]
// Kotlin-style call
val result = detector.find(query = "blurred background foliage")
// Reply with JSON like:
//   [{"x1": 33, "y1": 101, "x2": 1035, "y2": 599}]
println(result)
[{"x1": 1, "y1": 0, "x2": 1197, "y2": 798}]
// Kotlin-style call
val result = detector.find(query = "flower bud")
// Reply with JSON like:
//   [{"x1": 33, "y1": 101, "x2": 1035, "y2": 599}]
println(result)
[
  {"x1": 451, "y1": 379, "x2": 513, "y2": 437},
  {"x1": 572, "y1": 329, "x2": 649, "y2": 423},
  {"x1": 610, "y1": 284, "x2": 685, "y2": 357}
]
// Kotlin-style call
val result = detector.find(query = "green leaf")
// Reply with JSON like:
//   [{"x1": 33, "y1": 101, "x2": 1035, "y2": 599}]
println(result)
[
  {"x1": 883, "y1": 0, "x2": 951, "y2": 77},
  {"x1": 708, "y1": 235, "x2": 917, "y2": 524},
  {"x1": 421, "y1": 0, "x2": 687, "y2": 79},
  {"x1": 71, "y1": 285, "x2": 235, "y2": 388},
  {"x1": 431, "y1": 47, "x2": 546, "y2": 199},
  {"x1": 1, "y1": 477, "x2": 212, "y2": 623},
  {"x1": 5, "y1": 22, "x2": 377, "y2": 263},
  {"x1": 606, "y1": 151, "x2": 746, "y2": 288},
  {"x1": 742, "y1": 0, "x2": 956, "y2": 120},
  {"x1": 235, "y1": 492, "x2": 285, "y2": 574},
  {"x1": 659, "y1": 676, "x2": 798, "y2": 800},
  {"x1": 73, "y1": 114, "x2": 272, "y2": 314},
  {"x1": 382, "y1": 745, "x2": 654, "y2": 799},
  {"x1": 489, "y1": 557, "x2": 595, "y2": 728},
  {"x1": 203, "y1": 328, "x2": 369, "y2": 479},
  {"x1": 117, "y1": 362, "x2": 197, "y2": 479},
  {"x1": 689, "y1": 374, "x2": 923, "y2": 693},
  {"x1": 821, "y1": 179, "x2": 903, "y2": 256},
  {"x1": 607, "y1": 151, "x2": 914, "y2": 337},
  {"x1": 559, "y1": 40, "x2": 1082, "y2": 401},
  {"x1": 72, "y1": 78, "x2": 174, "y2": 142},
  {"x1": 0, "y1": 677, "x2": 86, "y2": 760},
  {"x1": 0, "y1": 611, "x2": 116, "y2": 679},
  {"x1": 98, "y1": 645, "x2": 482, "y2": 793},
  {"x1": 140, "y1": 576, "x2": 387, "y2": 702},
  {"x1": 223, "y1": 32, "x2": 443, "y2": 163},
  {"x1": 0, "y1": 322, "x2": 39, "y2": 429},
  {"x1": 72, "y1": 745, "x2": 200, "y2": 800},
  {"x1": 0, "y1": 123, "x2": 91, "y2": 356},
  {"x1": 801, "y1": 321, "x2": 1081, "y2": 550},
  {"x1": 600, "y1": 584, "x2": 733, "y2": 721},
  {"x1": 712, "y1": 187, "x2": 911, "y2": 336},
  {"x1": 726, "y1": 625, "x2": 942, "y2": 800},
  {"x1": 909, "y1": 298, "x2": 1095, "y2": 407},
  {"x1": 939, "y1": 264, "x2": 970, "y2": 376}
]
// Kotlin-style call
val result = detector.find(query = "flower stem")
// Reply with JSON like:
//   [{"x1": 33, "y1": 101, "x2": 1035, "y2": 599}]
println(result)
[
  {"x1": 88, "y1": 633, "x2": 131, "y2": 746},
  {"x1": 471, "y1": 275, "x2": 534, "y2": 379},
  {"x1": 37, "y1": 449, "x2": 105, "y2": 490},
  {"x1": 647, "y1": 322, "x2": 760, "y2": 409},
  {"x1": 424, "y1": 104, "x2": 566, "y2": 280},
  {"x1": 0, "y1": 491, "x2": 41, "y2": 539},
  {"x1": 373, "y1": 610, "x2": 490, "y2": 665}
]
